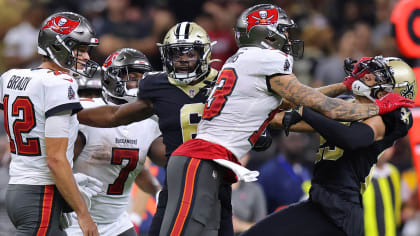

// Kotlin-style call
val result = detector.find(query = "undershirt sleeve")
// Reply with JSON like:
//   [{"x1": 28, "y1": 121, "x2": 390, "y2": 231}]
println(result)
[{"x1": 301, "y1": 107, "x2": 375, "y2": 150}]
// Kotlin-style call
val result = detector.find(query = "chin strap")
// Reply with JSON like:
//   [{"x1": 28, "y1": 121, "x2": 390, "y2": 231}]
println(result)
[{"x1": 352, "y1": 80, "x2": 376, "y2": 102}]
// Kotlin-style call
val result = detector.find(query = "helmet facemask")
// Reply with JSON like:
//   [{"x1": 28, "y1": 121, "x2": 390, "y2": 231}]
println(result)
[
  {"x1": 351, "y1": 56, "x2": 395, "y2": 101},
  {"x1": 160, "y1": 43, "x2": 210, "y2": 85},
  {"x1": 260, "y1": 23, "x2": 304, "y2": 59},
  {"x1": 70, "y1": 42, "x2": 100, "y2": 78},
  {"x1": 103, "y1": 65, "x2": 147, "y2": 104}
]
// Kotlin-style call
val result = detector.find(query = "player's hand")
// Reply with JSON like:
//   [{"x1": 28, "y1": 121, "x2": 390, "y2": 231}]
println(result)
[
  {"x1": 59, "y1": 212, "x2": 72, "y2": 229},
  {"x1": 282, "y1": 106, "x2": 303, "y2": 136},
  {"x1": 343, "y1": 57, "x2": 373, "y2": 90},
  {"x1": 252, "y1": 128, "x2": 272, "y2": 152},
  {"x1": 342, "y1": 75, "x2": 357, "y2": 91},
  {"x1": 74, "y1": 173, "x2": 103, "y2": 209},
  {"x1": 374, "y1": 93, "x2": 415, "y2": 115},
  {"x1": 77, "y1": 212, "x2": 99, "y2": 236},
  {"x1": 351, "y1": 57, "x2": 373, "y2": 78},
  {"x1": 343, "y1": 57, "x2": 357, "y2": 75}
]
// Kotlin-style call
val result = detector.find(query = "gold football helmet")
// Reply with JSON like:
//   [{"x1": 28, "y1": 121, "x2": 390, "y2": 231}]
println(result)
[
  {"x1": 158, "y1": 22, "x2": 212, "y2": 85},
  {"x1": 351, "y1": 56, "x2": 417, "y2": 101},
  {"x1": 387, "y1": 59, "x2": 417, "y2": 101}
]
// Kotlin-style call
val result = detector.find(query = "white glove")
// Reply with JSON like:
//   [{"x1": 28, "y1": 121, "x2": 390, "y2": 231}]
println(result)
[
  {"x1": 213, "y1": 159, "x2": 259, "y2": 182},
  {"x1": 74, "y1": 173, "x2": 103, "y2": 209}
]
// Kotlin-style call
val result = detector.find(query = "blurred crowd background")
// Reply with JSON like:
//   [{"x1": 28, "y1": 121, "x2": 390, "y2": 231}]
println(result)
[{"x1": 0, "y1": 0, "x2": 419, "y2": 235}]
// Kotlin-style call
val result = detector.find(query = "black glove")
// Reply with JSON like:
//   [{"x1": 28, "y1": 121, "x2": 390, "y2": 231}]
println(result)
[
  {"x1": 343, "y1": 57, "x2": 357, "y2": 76},
  {"x1": 252, "y1": 128, "x2": 272, "y2": 152},
  {"x1": 282, "y1": 107, "x2": 302, "y2": 136}
]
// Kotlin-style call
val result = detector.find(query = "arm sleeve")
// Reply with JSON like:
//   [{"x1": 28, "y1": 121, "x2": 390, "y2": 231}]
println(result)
[
  {"x1": 45, "y1": 112, "x2": 71, "y2": 138},
  {"x1": 255, "y1": 50, "x2": 294, "y2": 76},
  {"x1": 44, "y1": 77, "x2": 82, "y2": 118},
  {"x1": 301, "y1": 107, "x2": 375, "y2": 150}
]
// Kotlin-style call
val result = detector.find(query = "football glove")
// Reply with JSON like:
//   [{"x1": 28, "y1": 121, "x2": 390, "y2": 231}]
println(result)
[
  {"x1": 374, "y1": 93, "x2": 415, "y2": 115},
  {"x1": 282, "y1": 106, "x2": 303, "y2": 136},
  {"x1": 343, "y1": 57, "x2": 357, "y2": 75},
  {"x1": 59, "y1": 212, "x2": 73, "y2": 230},
  {"x1": 342, "y1": 57, "x2": 373, "y2": 91},
  {"x1": 252, "y1": 128, "x2": 272, "y2": 152},
  {"x1": 343, "y1": 75, "x2": 357, "y2": 91},
  {"x1": 351, "y1": 57, "x2": 373, "y2": 78},
  {"x1": 74, "y1": 173, "x2": 103, "y2": 209}
]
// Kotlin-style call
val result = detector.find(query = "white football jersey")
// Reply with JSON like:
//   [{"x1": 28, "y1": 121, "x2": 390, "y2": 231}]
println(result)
[
  {"x1": 0, "y1": 68, "x2": 81, "y2": 185},
  {"x1": 73, "y1": 98, "x2": 161, "y2": 224},
  {"x1": 197, "y1": 47, "x2": 293, "y2": 159}
]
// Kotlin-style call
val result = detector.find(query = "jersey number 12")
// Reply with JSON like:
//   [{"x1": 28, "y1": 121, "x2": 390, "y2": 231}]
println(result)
[{"x1": 3, "y1": 95, "x2": 41, "y2": 156}]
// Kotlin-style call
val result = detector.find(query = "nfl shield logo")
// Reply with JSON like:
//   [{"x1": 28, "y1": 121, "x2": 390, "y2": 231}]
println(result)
[
  {"x1": 68, "y1": 86, "x2": 75, "y2": 100},
  {"x1": 189, "y1": 89, "x2": 195, "y2": 97}
]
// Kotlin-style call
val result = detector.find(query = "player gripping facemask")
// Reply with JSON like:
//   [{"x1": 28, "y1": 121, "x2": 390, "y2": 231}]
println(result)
[
  {"x1": 283, "y1": 56, "x2": 417, "y2": 135},
  {"x1": 347, "y1": 56, "x2": 417, "y2": 102}
]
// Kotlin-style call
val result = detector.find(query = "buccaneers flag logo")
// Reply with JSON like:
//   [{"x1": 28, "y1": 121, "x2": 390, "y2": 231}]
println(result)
[
  {"x1": 42, "y1": 16, "x2": 80, "y2": 34},
  {"x1": 246, "y1": 9, "x2": 278, "y2": 33},
  {"x1": 103, "y1": 52, "x2": 120, "y2": 69}
]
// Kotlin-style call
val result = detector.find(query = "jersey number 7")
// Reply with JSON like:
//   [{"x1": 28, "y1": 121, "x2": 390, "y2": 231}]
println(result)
[
  {"x1": 107, "y1": 148, "x2": 139, "y2": 195},
  {"x1": 3, "y1": 95, "x2": 41, "y2": 156}
]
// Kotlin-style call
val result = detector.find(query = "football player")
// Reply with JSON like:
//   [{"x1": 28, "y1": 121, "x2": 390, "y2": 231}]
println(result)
[
  {"x1": 1, "y1": 12, "x2": 99, "y2": 236},
  {"x1": 244, "y1": 56, "x2": 415, "y2": 236},
  {"x1": 158, "y1": 5, "x2": 414, "y2": 236},
  {"x1": 66, "y1": 48, "x2": 165, "y2": 236},
  {"x1": 76, "y1": 22, "x2": 237, "y2": 235}
]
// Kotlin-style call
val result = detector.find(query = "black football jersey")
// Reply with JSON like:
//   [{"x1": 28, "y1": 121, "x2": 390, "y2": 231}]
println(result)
[
  {"x1": 311, "y1": 107, "x2": 413, "y2": 197},
  {"x1": 138, "y1": 69, "x2": 218, "y2": 157}
]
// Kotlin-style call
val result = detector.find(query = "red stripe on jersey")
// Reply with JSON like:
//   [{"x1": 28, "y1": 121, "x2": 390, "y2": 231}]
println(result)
[
  {"x1": 249, "y1": 106, "x2": 281, "y2": 145},
  {"x1": 170, "y1": 158, "x2": 201, "y2": 236},
  {"x1": 36, "y1": 185, "x2": 54, "y2": 236}
]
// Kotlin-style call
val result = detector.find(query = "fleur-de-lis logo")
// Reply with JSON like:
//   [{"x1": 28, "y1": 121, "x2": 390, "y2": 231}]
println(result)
[{"x1": 401, "y1": 81, "x2": 415, "y2": 99}]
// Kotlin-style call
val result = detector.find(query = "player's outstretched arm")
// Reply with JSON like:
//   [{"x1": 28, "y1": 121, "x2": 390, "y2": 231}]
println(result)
[
  {"x1": 46, "y1": 137, "x2": 98, "y2": 236},
  {"x1": 77, "y1": 98, "x2": 154, "y2": 128},
  {"x1": 269, "y1": 74, "x2": 413, "y2": 121},
  {"x1": 279, "y1": 82, "x2": 347, "y2": 110},
  {"x1": 270, "y1": 110, "x2": 313, "y2": 132},
  {"x1": 147, "y1": 137, "x2": 167, "y2": 167},
  {"x1": 135, "y1": 167, "x2": 161, "y2": 196},
  {"x1": 315, "y1": 82, "x2": 348, "y2": 98}
]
